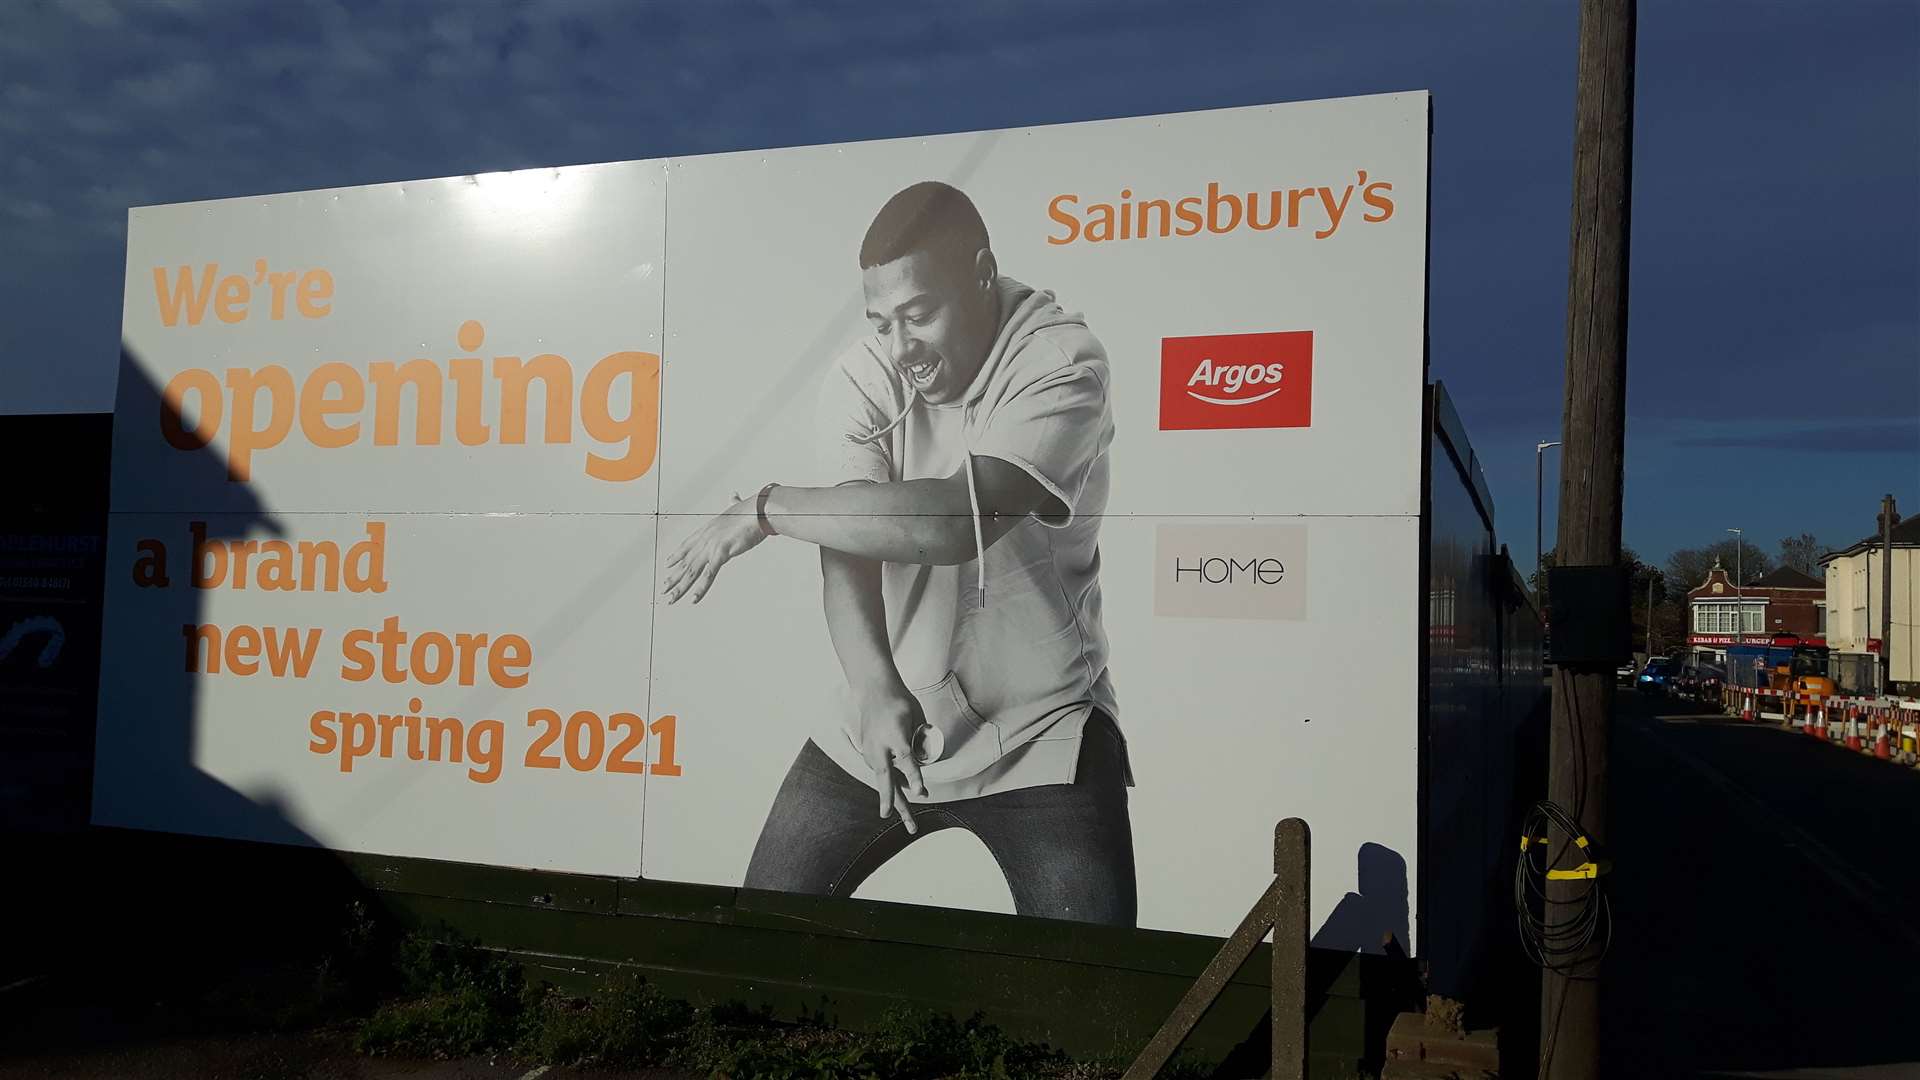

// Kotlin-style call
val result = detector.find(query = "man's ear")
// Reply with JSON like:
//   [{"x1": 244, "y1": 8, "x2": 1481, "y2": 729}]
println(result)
[{"x1": 973, "y1": 249, "x2": 998, "y2": 292}]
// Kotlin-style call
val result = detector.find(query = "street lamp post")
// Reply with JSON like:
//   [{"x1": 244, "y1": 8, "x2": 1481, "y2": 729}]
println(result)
[
  {"x1": 1536, "y1": 440, "x2": 1562, "y2": 589},
  {"x1": 1726, "y1": 527, "x2": 1744, "y2": 650},
  {"x1": 1646, "y1": 570, "x2": 1658, "y2": 660}
]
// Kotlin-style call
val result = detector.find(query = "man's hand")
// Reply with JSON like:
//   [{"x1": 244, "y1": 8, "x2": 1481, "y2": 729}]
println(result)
[
  {"x1": 854, "y1": 683, "x2": 930, "y2": 834},
  {"x1": 662, "y1": 495, "x2": 767, "y2": 604}
]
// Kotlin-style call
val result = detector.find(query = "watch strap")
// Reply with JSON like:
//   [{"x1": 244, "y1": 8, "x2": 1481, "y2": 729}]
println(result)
[{"x1": 755, "y1": 482, "x2": 779, "y2": 537}]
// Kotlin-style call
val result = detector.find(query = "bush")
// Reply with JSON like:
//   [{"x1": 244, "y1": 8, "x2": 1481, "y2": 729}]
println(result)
[
  {"x1": 355, "y1": 982, "x2": 515, "y2": 1059},
  {"x1": 354, "y1": 928, "x2": 525, "y2": 1058},
  {"x1": 677, "y1": 1006, "x2": 1071, "y2": 1080},
  {"x1": 866, "y1": 1008, "x2": 1069, "y2": 1079},
  {"x1": 310, "y1": 899, "x2": 392, "y2": 1014},
  {"x1": 519, "y1": 968, "x2": 694, "y2": 1065},
  {"x1": 348, "y1": 929, "x2": 1159, "y2": 1079}
]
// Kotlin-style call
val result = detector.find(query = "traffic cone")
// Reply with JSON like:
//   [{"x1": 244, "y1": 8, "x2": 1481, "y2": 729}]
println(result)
[
  {"x1": 1873, "y1": 725, "x2": 1891, "y2": 760},
  {"x1": 1846, "y1": 710, "x2": 1864, "y2": 751}
]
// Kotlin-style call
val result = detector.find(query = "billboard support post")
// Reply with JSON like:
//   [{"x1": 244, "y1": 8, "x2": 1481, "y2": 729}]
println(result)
[
  {"x1": 1543, "y1": 0, "x2": 1636, "y2": 1077},
  {"x1": 1272, "y1": 817, "x2": 1310, "y2": 1078},
  {"x1": 1123, "y1": 818, "x2": 1310, "y2": 1080}
]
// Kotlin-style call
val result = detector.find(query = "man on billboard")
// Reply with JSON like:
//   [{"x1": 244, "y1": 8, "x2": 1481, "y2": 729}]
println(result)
[{"x1": 661, "y1": 181, "x2": 1133, "y2": 925}]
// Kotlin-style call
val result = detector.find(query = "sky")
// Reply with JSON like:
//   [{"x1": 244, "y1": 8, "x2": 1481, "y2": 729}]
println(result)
[{"x1": 1, "y1": 0, "x2": 1914, "y2": 570}]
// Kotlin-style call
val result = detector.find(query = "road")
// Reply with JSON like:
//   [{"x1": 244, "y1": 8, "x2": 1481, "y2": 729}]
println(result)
[{"x1": 1605, "y1": 691, "x2": 1920, "y2": 1077}]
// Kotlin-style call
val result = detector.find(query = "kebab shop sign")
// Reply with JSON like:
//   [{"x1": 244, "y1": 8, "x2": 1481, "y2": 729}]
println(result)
[{"x1": 126, "y1": 260, "x2": 679, "y2": 788}]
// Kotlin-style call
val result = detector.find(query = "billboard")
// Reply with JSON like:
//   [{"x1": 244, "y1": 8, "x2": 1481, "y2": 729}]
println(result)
[{"x1": 96, "y1": 92, "x2": 1430, "y2": 943}]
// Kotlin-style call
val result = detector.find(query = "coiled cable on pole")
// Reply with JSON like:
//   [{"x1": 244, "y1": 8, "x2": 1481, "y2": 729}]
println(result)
[{"x1": 1514, "y1": 799, "x2": 1612, "y2": 976}]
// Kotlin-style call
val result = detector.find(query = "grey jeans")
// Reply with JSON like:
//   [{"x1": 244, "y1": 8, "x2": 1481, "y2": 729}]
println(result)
[{"x1": 741, "y1": 711, "x2": 1136, "y2": 926}]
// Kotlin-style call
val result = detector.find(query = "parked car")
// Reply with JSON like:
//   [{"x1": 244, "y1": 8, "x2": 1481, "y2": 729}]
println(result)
[
  {"x1": 1676, "y1": 659, "x2": 1725, "y2": 703},
  {"x1": 1637, "y1": 657, "x2": 1679, "y2": 694}
]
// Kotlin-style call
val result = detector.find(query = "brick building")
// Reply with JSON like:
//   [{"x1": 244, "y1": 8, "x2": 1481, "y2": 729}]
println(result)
[{"x1": 1685, "y1": 562, "x2": 1824, "y2": 664}]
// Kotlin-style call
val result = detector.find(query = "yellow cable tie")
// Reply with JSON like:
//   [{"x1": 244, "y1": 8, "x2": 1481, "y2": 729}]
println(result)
[{"x1": 1546, "y1": 859, "x2": 1611, "y2": 880}]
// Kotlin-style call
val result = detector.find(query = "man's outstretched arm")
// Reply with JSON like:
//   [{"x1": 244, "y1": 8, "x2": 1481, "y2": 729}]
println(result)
[
  {"x1": 767, "y1": 456, "x2": 1060, "y2": 564},
  {"x1": 660, "y1": 457, "x2": 1059, "y2": 604},
  {"x1": 818, "y1": 544, "x2": 926, "y2": 830}
]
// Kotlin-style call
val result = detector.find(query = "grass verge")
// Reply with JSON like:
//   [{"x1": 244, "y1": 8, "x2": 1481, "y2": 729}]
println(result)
[{"x1": 352, "y1": 923, "x2": 1217, "y2": 1078}]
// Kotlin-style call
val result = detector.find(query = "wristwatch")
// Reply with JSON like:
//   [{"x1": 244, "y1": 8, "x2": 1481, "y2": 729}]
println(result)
[{"x1": 755, "y1": 482, "x2": 779, "y2": 537}]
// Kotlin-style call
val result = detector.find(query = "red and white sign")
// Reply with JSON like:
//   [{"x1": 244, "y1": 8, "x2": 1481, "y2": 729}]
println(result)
[
  {"x1": 1688, "y1": 633, "x2": 1828, "y2": 648},
  {"x1": 1159, "y1": 331, "x2": 1313, "y2": 431}
]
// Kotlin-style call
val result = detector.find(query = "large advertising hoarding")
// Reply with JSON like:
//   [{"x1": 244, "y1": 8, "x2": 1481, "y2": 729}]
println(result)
[{"x1": 96, "y1": 92, "x2": 1429, "y2": 944}]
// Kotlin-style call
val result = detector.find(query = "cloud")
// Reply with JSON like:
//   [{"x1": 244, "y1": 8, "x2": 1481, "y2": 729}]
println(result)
[
  {"x1": 1670, "y1": 422, "x2": 1920, "y2": 455},
  {"x1": 55, "y1": 0, "x2": 127, "y2": 31},
  {"x1": 116, "y1": 60, "x2": 216, "y2": 108},
  {"x1": 4, "y1": 198, "x2": 54, "y2": 222},
  {"x1": 0, "y1": 0, "x2": 1914, "y2": 434}
]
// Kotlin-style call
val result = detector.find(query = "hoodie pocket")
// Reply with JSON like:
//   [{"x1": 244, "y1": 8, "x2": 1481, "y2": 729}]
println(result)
[{"x1": 908, "y1": 671, "x2": 1003, "y2": 782}]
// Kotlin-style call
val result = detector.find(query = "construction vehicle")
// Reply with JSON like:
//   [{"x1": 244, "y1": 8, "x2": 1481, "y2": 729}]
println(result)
[{"x1": 1727, "y1": 635, "x2": 1834, "y2": 717}]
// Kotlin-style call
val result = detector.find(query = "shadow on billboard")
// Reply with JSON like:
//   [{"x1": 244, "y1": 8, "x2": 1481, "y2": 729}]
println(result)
[
  {"x1": 1, "y1": 349, "x2": 373, "y2": 1054},
  {"x1": 1311, "y1": 842, "x2": 1410, "y2": 956},
  {"x1": 89, "y1": 345, "x2": 324, "y2": 848}
]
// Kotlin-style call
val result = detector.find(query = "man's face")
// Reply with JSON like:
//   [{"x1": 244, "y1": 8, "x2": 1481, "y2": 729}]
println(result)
[{"x1": 862, "y1": 248, "x2": 995, "y2": 405}]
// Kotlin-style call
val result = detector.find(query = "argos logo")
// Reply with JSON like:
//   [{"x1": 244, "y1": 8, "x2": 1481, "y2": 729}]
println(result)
[
  {"x1": 1160, "y1": 331, "x2": 1312, "y2": 430},
  {"x1": 1185, "y1": 359, "x2": 1287, "y2": 405}
]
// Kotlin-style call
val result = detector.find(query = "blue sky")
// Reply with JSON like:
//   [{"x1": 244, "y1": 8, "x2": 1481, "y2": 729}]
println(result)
[{"x1": 2, "y1": 0, "x2": 1914, "y2": 568}]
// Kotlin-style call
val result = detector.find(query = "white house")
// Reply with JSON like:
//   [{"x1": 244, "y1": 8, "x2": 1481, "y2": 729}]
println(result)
[{"x1": 1821, "y1": 507, "x2": 1918, "y2": 695}]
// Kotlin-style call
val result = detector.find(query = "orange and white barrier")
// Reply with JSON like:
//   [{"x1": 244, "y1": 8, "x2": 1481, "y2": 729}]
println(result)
[
  {"x1": 1722, "y1": 685, "x2": 1789, "y2": 722},
  {"x1": 1724, "y1": 689, "x2": 1920, "y2": 768},
  {"x1": 1812, "y1": 695, "x2": 1920, "y2": 767}
]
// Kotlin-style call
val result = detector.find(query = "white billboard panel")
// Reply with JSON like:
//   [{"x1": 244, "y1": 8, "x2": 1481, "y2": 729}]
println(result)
[
  {"x1": 113, "y1": 160, "x2": 667, "y2": 516},
  {"x1": 97, "y1": 92, "x2": 1429, "y2": 944}
]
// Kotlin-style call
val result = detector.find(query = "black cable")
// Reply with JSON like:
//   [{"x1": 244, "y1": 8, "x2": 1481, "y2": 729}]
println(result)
[
  {"x1": 1514, "y1": 799, "x2": 1611, "y2": 977},
  {"x1": 1517, "y1": 793, "x2": 1612, "y2": 1078}
]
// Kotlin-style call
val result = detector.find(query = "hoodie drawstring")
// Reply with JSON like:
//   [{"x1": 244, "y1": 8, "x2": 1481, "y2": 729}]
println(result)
[
  {"x1": 964, "y1": 448, "x2": 985, "y2": 604},
  {"x1": 846, "y1": 386, "x2": 919, "y2": 448}
]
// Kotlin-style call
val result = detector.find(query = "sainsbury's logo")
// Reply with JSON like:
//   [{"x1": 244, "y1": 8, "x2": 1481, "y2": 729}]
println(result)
[{"x1": 1160, "y1": 331, "x2": 1312, "y2": 430}]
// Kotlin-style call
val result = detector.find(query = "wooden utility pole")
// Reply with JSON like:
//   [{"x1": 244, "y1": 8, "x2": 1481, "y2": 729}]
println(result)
[{"x1": 1543, "y1": 1, "x2": 1635, "y2": 1077}]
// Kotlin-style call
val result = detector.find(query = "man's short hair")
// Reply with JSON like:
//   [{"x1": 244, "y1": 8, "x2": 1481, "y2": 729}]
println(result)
[{"x1": 859, "y1": 181, "x2": 991, "y2": 272}]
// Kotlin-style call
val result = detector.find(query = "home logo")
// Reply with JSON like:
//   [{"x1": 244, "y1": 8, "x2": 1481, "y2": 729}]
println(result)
[
  {"x1": 1160, "y1": 331, "x2": 1313, "y2": 431},
  {"x1": 1173, "y1": 556, "x2": 1286, "y2": 585},
  {"x1": 1154, "y1": 523, "x2": 1308, "y2": 621}
]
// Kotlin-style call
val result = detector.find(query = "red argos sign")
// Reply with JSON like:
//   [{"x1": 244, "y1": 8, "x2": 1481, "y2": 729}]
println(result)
[{"x1": 1159, "y1": 331, "x2": 1313, "y2": 431}]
